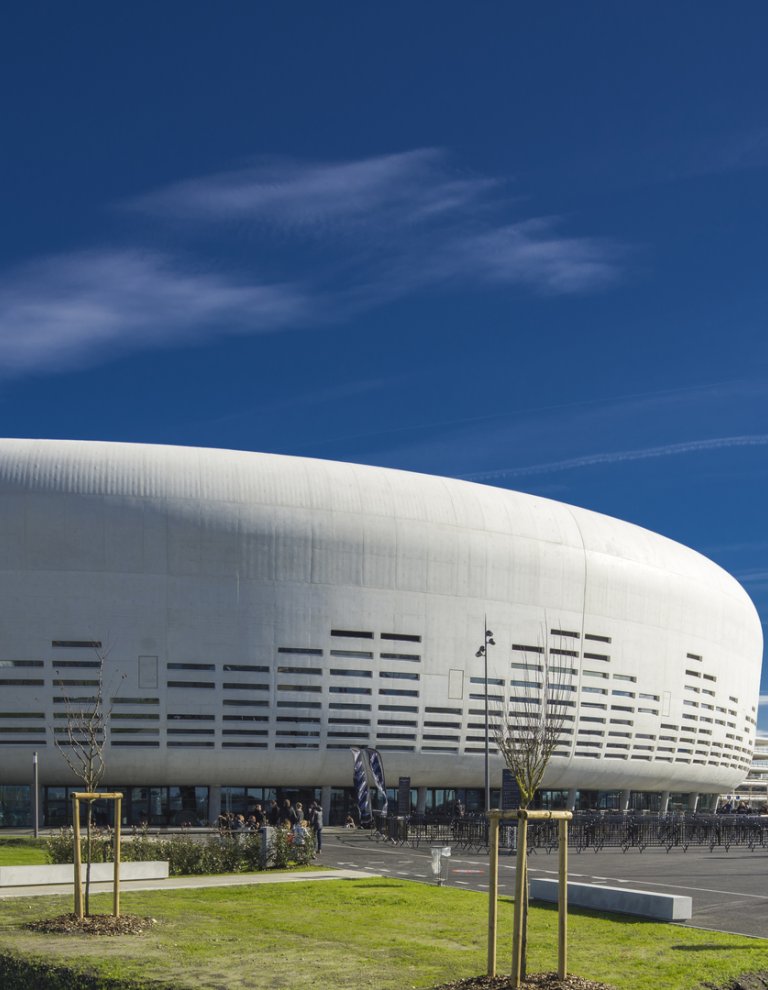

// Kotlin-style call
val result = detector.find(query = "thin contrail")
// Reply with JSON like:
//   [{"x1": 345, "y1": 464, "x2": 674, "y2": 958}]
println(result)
[{"x1": 464, "y1": 434, "x2": 768, "y2": 482}]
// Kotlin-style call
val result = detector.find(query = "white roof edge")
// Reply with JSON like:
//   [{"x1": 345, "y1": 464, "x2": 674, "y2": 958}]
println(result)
[{"x1": 0, "y1": 437, "x2": 755, "y2": 611}]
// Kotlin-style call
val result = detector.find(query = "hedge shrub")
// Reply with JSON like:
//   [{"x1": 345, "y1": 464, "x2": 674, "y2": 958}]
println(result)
[
  {"x1": 0, "y1": 952, "x2": 163, "y2": 990},
  {"x1": 46, "y1": 826, "x2": 313, "y2": 875}
]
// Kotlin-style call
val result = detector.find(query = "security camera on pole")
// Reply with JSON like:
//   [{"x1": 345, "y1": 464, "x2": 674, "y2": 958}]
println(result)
[{"x1": 475, "y1": 618, "x2": 495, "y2": 814}]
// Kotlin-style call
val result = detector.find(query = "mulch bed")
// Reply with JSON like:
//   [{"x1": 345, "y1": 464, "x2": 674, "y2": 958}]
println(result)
[
  {"x1": 702, "y1": 975, "x2": 768, "y2": 990},
  {"x1": 430, "y1": 974, "x2": 616, "y2": 990},
  {"x1": 24, "y1": 913, "x2": 157, "y2": 936},
  {"x1": 432, "y1": 971, "x2": 768, "y2": 990}
]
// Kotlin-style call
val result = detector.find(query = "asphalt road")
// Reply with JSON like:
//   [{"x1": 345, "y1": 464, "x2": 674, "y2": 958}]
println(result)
[{"x1": 321, "y1": 828, "x2": 768, "y2": 939}]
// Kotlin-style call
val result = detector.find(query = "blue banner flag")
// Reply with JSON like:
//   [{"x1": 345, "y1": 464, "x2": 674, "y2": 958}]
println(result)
[
  {"x1": 366, "y1": 747, "x2": 388, "y2": 816},
  {"x1": 350, "y1": 747, "x2": 372, "y2": 824}
]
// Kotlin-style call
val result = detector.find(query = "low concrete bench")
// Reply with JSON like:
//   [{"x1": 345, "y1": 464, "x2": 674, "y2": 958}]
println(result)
[
  {"x1": 0, "y1": 861, "x2": 169, "y2": 888},
  {"x1": 529, "y1": 877, "x2": 692, "y2": 921}
]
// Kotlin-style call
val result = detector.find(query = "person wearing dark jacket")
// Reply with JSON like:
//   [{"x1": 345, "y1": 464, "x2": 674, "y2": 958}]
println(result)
[
  {"x1": 282, "y1": 798, "x2": 299, "y2": 825},
  {"x1": 309, "y1": 801, "x2": 324, "y2": 853}
]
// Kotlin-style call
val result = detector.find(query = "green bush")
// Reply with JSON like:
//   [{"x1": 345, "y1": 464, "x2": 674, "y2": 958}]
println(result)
[
  {"x1": 45, "y1": 828, "x2": 115, "y2": 866},
  {"x1": 269, "y1": 825, "x2": 314, "y2": 868},
  {"x1": 42, "y1": 826, "x2": 323, "y2": 876},
  {"x1": 159, "y1": 833, "x2": 208, "y2": 875},
  {"x1": 238, "y1": 831, "x2": 264, "y2": 871},
  {"x1": 119, "y1": 825, "x2": 157, "y2": 865}
]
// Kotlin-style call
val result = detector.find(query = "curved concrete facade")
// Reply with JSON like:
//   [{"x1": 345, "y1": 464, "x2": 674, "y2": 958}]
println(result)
[{"x1": 0, "y1": 439, "x2": 761, "y2": 799}]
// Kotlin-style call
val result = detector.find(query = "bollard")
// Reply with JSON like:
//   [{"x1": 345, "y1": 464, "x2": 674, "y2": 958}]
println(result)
[{"x1": 260, "y1": 826, "x2": 274, "y2": 870}]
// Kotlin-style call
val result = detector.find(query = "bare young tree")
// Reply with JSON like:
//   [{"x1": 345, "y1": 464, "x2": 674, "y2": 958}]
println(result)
[
  {"x1": 54, "y1": 649, "x2": 119, "y2": 915},
  {"x1": 495, "y1": 637, "x2": 575, "y2": 808},
  {"x1": 495, "y1": 633, "x2": 575, "y2": 981}
]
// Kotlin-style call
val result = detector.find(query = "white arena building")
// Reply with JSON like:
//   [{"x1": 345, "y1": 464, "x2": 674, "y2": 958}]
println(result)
[{"x1": 0, "y1": 439, "x2": 762, "y2": 827}]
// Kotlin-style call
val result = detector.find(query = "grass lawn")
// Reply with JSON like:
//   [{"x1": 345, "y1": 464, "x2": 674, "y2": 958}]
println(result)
[
  {"x1": 0, "y1": 879, "x2": 767, "y2": 990},
  {"x1": 0, "y1": 838, "x2": 48, "y2": 866}
]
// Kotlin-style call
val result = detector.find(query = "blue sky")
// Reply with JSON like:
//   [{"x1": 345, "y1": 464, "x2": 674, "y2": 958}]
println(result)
[{"x1": 1, "y1": 5, "x2": 767, "y2": 726}]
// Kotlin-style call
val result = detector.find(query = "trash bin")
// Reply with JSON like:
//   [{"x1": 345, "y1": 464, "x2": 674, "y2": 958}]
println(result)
[{"x1": 430, "y1": 844, "x2": 451, "y2": 886}]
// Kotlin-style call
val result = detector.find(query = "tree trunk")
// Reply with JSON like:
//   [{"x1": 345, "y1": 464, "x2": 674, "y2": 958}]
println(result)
[
  {"x1": 521, "y1": 859, "x2": 528, "y2": 980},
  {"x1": 85, "y1": 801, "x2": 93, "y2": 917}
]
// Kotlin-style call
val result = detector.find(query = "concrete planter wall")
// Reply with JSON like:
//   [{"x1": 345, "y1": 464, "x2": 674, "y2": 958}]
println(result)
[{"x1": 0, "y1": 861, "x2": 169, "y2": 887}]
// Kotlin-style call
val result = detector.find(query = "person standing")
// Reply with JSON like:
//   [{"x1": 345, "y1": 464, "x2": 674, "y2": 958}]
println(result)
[
  {"x1": 282, "y1": 798, "x2": 298, "y2": 826},
  {"x1": 309, "y1": 800, "x2": 324, "y2": 853}
]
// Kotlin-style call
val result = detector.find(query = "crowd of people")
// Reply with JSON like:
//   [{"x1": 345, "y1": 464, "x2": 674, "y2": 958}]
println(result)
[
  {"x1": 717, "y1": 799, "x2": 768, "y2": 814},
  {"x1": 217, "y1": 798, "x2": 324, "y2": 851}
]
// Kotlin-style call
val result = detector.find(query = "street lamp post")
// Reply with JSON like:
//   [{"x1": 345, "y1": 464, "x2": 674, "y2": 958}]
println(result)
[
  {"x1": 32, "y1": 751, "x2": 39, "y2": 838},
  {"x1": 475, "y1": 618, "x2": 496, "y2": 814}
]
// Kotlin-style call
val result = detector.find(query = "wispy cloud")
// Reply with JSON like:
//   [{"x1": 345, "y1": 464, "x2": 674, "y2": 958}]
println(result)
[
  {"x1": 736, "y1": 570, "x2": 768, "y2": 586},
  {"x1": 446, "y1": 220, "x2": 620, "y2": 294},
  {"x1": 131, "y1": 150, "x2": 625, "y2": 296},
  {"x1": 197, "y1": 372, "x2": 417, "y2": 433},
  {"x1": 703, "y1": 125, "x2": 768, "y2": 176},
  {"x1": 302, "y1": 378, "x2": 751, "y2": 454},
  {"x1": 654, "y1": 125, "x2": 768, "y2": 183},
  {"x1": 701, "y1": 540, "x2": 768, "y2": 555},
  {"x1": 0, "y1": 150, "x2": 625, "y2": 376},
  {"x1": 344, "y1": 377, "x2": 768, "y2": 485},
  {"x1": 130, "y1": 149, "x2": 497, "y2": 232},
  {"x1": 577, "y1": 124, "x2": 768, "y2": 194},
  {"x1": 464, "y1": 435, "x2": 768, "y2": 482},
  {"x1": 0, "y1": 250, "x2": 308, "y2": 374},
  {"x1": 760, "y1": 695, "x2": 768, "y2": 707}
]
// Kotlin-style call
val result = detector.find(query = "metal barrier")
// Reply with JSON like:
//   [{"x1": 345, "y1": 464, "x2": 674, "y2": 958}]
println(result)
[{"x1": 370, "y1": 811, "x2": 768, "y2": 854}]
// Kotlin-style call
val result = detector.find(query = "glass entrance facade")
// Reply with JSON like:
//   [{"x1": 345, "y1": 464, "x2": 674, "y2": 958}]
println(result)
[
  {"x1": 0, "y1": 786, "x2": 31, "y2": 828},
  {"x1": 42, "y1": 786, "x2": 209, "y2": 827}
]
